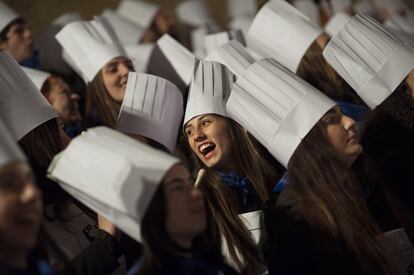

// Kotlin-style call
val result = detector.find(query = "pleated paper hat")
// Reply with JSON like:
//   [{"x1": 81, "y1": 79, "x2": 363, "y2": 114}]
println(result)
[
  {"x1": 204, "y1": 29, "x2": 245, "y2": 55},
  {"x1": 227, "y1": 0, "x2": 257, "y2": 19},
  {"x1": 227, "y1": 58, "x2": 336, "y2": 167},
  {"x1": 184, "y1": 60, "x2": 233, "y2": 126},
  {"x1": 21, "y1": 66, "x2": 51, "y2": 91},
  {"x1": 323, "y1": 15, "x2": 414, "y2": 109},
  {"x1": 117, "y1": 0, "x2": 159, "y2": 29},
  {"x1": 0, "y1": 51, "x2": 57, "y2": 140},
  {"x1": 56, "y1": 17, "x2": 127, "y2": 82},
  {"x1": 229, "y1": 16, "x2": 253, "y2": 37},
  {"x1": 176, "y1": 0, "x2": 213, "y2": 27},
  {"x1": 117, "y1": 73, "x2": 183, "y2": 153},
  {"x1": 206, "y1": 40, "x2": 254, "y2": 78},
  {"x1": 0, "y1": 118, "x2": 25, "y2": 167},
  {"x1": 324, "y1": 12, "x2": 351, "y2": 37},
  {"x1": 124, "y1": 43, "x2": 154, "y2": 73},
  {"x1": 102, "y1": 9, "x2": 145, "y2": 44},
  {"x1": 292, "y1": 0, "x2": 319, "y2": 24},
  {"x1": 0, "y1": 1, "x2": 18, "y2": 32},
  {"x1": 47, "y1": 126, "x2": 179, "y2": 242},
  {"x1": 247, "y1": 0, "x2": 322, "y2": 73},
  {"x1": 52, "y1": 11, "x2": 82, "y2": 28}
]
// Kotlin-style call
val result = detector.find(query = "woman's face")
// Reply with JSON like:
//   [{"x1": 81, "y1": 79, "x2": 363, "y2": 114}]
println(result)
[
  {"x1": 101, "y1": 57, "x2": 134, "y2": 103},
  {"x1": 153, "y1": 8, "x2": 177, "y2": 35},
  {"x1": 322, "y1": 106, "x2": 363, "y2": 166},
  {"x1": 45, "y1": 76, "x2": 81, "y2": 125},
  {"x1": 164, "y1": 163, "x2": 206, "y2": 247},
  {"x1": 56, "y1": 118, "x2": 71, "y2": 149},
  {"x1": 185, "y1": 114, "x2": 234, "y2": 170},
  {"x1": 0, "y1": 21, "x2": 33, "y2": 62},
  {"x1": 0, "y1": 161, "x2": 42, "y2": 253}
]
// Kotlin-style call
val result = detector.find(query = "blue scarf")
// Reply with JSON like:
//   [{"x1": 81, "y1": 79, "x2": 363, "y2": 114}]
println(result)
[
  {"x1": 219, "y1": 171, "x2": 254, "y2": 208},
  {"x1": 336, "y1": 100, "x2": 370, "y2": 123}
]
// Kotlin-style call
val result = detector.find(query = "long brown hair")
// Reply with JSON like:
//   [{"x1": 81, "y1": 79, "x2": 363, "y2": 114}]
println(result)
[
  {"x1": 285, "y1": 120, "x2": 394, "y2": 274},
  {"x1": 186, "y1": 116, "x2": 280, "y2": 274},
  {"x1": 84, "y1": 71, "x2": 121, "y2": 129},
  {"x1": 298, "y1": 41, "x2": 366, "y2": 106}
]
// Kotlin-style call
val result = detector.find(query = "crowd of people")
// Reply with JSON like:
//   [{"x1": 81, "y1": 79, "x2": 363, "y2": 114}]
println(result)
[{"x1": 0, "y1": 0, "x2": 413, "y2": 274}]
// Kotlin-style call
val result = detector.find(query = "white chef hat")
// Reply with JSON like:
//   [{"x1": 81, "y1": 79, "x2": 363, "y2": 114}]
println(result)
[
  {"x1": 47, "y1": 126, "x2": 179, "y2": 242},
  {"x1": 21, "y1": 66, "x2": 51, "y2": 91},
  {"x1": 156, "y1": 34, "x2": 197, "y2": 86},
  {"x1": 56, "y1": 17, "x2": 127, "y2": 82},
  {"x1": 102, "y1": 9, "x2": 145, "y2": 44},
  {"x1": 330, "y1": 0, "x2": 352, "y2": 13},
  {"x1": 247, "y1": 0, "x2": 322, "y2": 73},
  {"x1": 227, "y1": 58, "x2": 336, "y2": 167},
  {"x1": 206, "y1": 40, "x2": 254, "y2": 78},
  {"x1": 0, "y1": 1, "x2": 18, "y2": 32},
  {"x1": 117, "y1": 0, "x2": 159, "y2": 29},
  {"x1": 124, "y1": 43, "x2": 154, "y2": 73},
  {"x1": 323, "y1": 15, "x2": 414, "y2": 109},
  {"x1": 184, "y1": 60, "x2": 233, "y2": 127},
  {"x1": 190, "y1": 26, "x2": 209, "y2": 58},
  {"x1": 0, "y1": 118, "x2": 26, "y2": 168},
  {"x1": 292, "y1": 0, "x2": 320, "y2": 24},
  {"x1": 384, "y1": 15, "x2": 414, "y2": 35},
  {"x1": 228, "y1": 16, "x2": 253, "y2": 37},
  {"x1": 0, "y1": 51, "x2": 58, "y2": 140},
  {"x1": 176, "y1": 0, "x2": 214, "y2": 27},
  {"x1": 117, "y1": 73, "x2": 183, "y2": 153},
  {"x1": 52, "y1": 11, "x2": 82, "y2": 28},
  {"x1": 204, "y1": 29, "x2": 245, "y2": 56},
  {"x1": 227, "y1": 0, "x2": 257, "y2": 19},
  {"x1": 324, "y1": 12, "x2": 351, "y2": 37}
]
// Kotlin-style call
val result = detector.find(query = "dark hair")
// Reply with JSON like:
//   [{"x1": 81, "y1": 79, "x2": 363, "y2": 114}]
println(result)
[
  {"x1": 297, "y1": 41, "x2": 366, "y2": 106},
  {"x1": 84, "y1": 71, "x2": 121, "y2": 129},
  {"x1": 285, "y1": 120, "x2": 393, "y2": 274},
  {"x1": 0, "y1": 18, "x2": 25, "y2": 42}
]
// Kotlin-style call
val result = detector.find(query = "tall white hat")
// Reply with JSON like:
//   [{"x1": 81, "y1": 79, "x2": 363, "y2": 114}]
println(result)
[
  {"x1": 247, "y1": 0, "x2": 322, "y2": 73},
  {"x1": 176, "y1": 0, "x2": 213, "y2": 27},
  {"x1": 102, "y1": 9, "x2": 145, "y2": 44},
  {"x1": 21, "y1": 66, "x2": 51, "y2": 91},
  {"x1": 227, "y1": 0, "x2": 257, "y2": 19},
  {"x1": 190, "y1": 26, "x2": 209, "y2": 58},
  {"x1": 156, "y1": 34, "x2": 197, "y2": 86},
  {"x1": 56, "y1": 17, "x2": 127, "y2": 82},
  {"x1": 117, "y1": 0, "x2": 159, "y2": 29},
  {"x1": 324, "y1": 12, "x2": 351, "y2": 37},
  {"x1": 0, "y1": 118, "x2": 25, "y2": 168},
  {"x1": 117, "y1": 73, "x2": 183, "y2": 153},
  {"x1": 323, "y1": 15, "x2": 414, "y2": 109},
  {"x1": 52, "y1": 12, "x2": 82, "y2": 28},
  {"x1": 124, "y1": 43, "x2": 155, "y2": 73},
  {"x1": 47, "y1": 126, "x2": 179, "y2": 242},
  {"x1": 0, "y1": 1, "x2": 18, "y2": 32},
  {"x1": 229, "y1": 16, "x2": 253, "y2": 37},
  {"x1": 384, "y1": 15, "x2": 414, "y2": 35},
  {"x1": 227, "y1": 58, "x2": 336, "y2": 167},
  {"x1": 184, "y1": 61, "x2": 233, "y2": 126},
  {"x1": 204, "y1": 29, "x2": 245, "y2": 56},
  {"x1": 206, "y1": 40, "x2": 254, "y2": 78},
  {"x1": 292, "y1": 0, "x2": 319, "y2": 24},
  {"x1": 330, "y1": 0, "x2": 352, "y2": 13},
  {"x1": 0, "y1": 51, "x2": 57, "y2": 140}
]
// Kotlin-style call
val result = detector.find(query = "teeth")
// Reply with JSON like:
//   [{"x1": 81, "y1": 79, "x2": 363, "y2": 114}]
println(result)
[{"x1": 199, "y1": 143, "x2": 214, "y2": 154}]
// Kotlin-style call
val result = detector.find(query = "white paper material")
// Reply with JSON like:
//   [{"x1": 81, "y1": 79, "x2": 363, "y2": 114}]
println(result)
[
  {"x1": 125, "y1": 43, "x2": 154, "y2": 73},
  {"x1": 0, "y1": 51, "x2": 58, "y2": 140},
  {"x1": 0, "y1": 118, "x2": 25, "y2": 167},
  {"x1": 239, "y1": 210, "x2": 265, "y2": 246},
  {"x1": 176, "y1": 0, "x2": 213, "y2": 27},
  {"x1": 323, "y1": 15, "x2": 414, "y2": 109},
  {"x1": 292, "y1": 0, "x2": 319, "y2": 24},
  {"x1": 47, "y1": 126, "x2": 179, "y2": 242},
  {"x1": 191, "y1": 26, "x2": 210, "y2": 58},
  {"x1": 206, "y1": 40, "x2": 254, "y2": 79},
  {"x1": 56, "y1": 17, "x2": 127, "y2": 82},
  {"x1": 247, "y1": 0, "x2": 322, "y2": 73},
  {"x1": 227, "y1": 0, "x2": 257, "y2": 19},
  {"x1": 184, "y1": 61, "x2": 233, "y2": 127},
  {"x1": 117, "y1": 0, "x2": 159, "y2": 29},
  {"x1": 384, "y1": 14, "x2": 414, "y2": 36},
  {"x1": 354, "y1": 0, "x2": 374, "y2": 15},
  {"x1": 0, "y1": 1, "x2": 18, "y2": 32},
  {"x1": 204, "y1": 29, "x2": 245, "y2": 56},
  {"x1": 227, "y1": 58, "x2": 336, "y2": 167},
  {"x1": 117, "y1": 73, "x2": 183, "y2": 153},
  {"x1": 21, "y1": 66, "x2": 51, "y2": 91},
  {"x1": 52, "y1": 11, "x2": 82, "y2": 28},
  {"x1": 330, "y1": 0, "x2": 352, "y2": 13},
  {"x1": 228, "y1": 16, "x2": 253, "y2": 37},
  {"x1": 324, "y1": 12, "x2": 351, "y2": 37},
  {"x1": 156, "y1": 34, "x2": 197, "y2": 85},
  {"x1": 102, "y1": 9, "x2": 145, "y2": 44}
]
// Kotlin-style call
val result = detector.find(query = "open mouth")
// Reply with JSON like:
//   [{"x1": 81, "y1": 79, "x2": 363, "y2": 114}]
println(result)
[{"x1": 198, "y1": 142, "x2": 216, "y2": 160}]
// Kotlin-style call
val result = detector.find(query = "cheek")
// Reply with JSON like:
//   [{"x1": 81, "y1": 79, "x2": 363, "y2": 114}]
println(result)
[{"x1": 326, "y1": 126, "x2": 347, "y2": 150}]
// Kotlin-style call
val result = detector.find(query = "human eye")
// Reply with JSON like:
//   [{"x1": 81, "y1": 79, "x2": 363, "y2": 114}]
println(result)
[
  {"x1": 201, "y1": 119, "x2": 211, "y2": 127},
  {"x1": 185, "y1": 128, "x2": 194, "y2": 137}
]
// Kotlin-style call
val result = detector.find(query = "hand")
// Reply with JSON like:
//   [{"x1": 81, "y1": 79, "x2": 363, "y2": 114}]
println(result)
[{"x1": 97, "y1": 214, "x2": 120, "y2": 240}]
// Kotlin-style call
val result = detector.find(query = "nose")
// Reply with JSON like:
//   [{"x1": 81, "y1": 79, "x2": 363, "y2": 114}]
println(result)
[
  {"x1": 20, "y1": 181, "x2": 41, "y2": 205},
  {"x1": 193, "y1": 128, "x2": 207, "y2": 142},
  {"x1": 118, "y1": 63, "x2": 130, "y2": 78},
  {"x1": 342, "y1": 115, "x2": 356, "y2": 131},
  {"x1": 190, "y1": 186, "x2": 204, "y2": 200},
  {"x1": 24, "y1": 27, "x2": 33, "y2": 41},
  {"x1": 70, "y1": 92, "x2": 80, "y2": 102}
]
